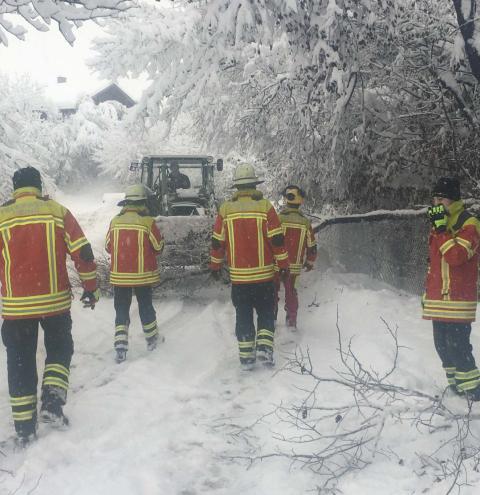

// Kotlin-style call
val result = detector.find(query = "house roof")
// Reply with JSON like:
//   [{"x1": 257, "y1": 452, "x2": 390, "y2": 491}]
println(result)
[{"x1": 91, "y1": 83, "x2": 136, "y2": 108}]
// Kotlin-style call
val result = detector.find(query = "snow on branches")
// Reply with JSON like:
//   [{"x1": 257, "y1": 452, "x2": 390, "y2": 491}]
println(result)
[{"x1": 0, "y1": 0, "x2": 132, "y2": 46}]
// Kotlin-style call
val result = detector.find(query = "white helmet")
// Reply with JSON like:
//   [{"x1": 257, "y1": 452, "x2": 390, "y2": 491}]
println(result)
[
  {"x1": 233, "y1": 163, "x2": 264, "y2": 186},
  {"x1": 118, "y1": 184, "x2": 150, "y2": 205}
]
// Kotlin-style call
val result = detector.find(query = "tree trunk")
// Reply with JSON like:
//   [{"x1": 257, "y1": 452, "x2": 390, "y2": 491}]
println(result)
[{"x1": 452, "y1": 0, "x2": 480, "y2": 82}]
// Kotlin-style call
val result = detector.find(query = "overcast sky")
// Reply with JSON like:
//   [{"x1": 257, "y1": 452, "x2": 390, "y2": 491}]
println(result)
[{"x1": 0, "y1": 21, "x2": 146, "y2": 101}]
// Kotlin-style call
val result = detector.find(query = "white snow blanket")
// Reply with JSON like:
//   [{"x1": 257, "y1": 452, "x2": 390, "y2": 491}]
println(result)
[{"x1": 1, "y1": 192, "x2": 480, "y2": 494}]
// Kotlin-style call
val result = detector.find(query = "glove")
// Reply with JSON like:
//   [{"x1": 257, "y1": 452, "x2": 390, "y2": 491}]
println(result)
[
  {"x1": 427, "y1": 205, "x2": 448, "y2": 232},
  {"x1": 210, "y1": 270, "x2": 221, "y2": 281},
  {"x1": 80, "y1": 289, "x2": 100, "y2": 309},
  {"x1": 303, "y1": 261, "x2": 314, "y2": 272},
  {"x1": 279, "y1": 268, "x2": 289, "y2": 283}
]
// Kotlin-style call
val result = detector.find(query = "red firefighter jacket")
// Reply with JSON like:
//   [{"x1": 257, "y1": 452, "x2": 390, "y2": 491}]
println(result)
[
  {"x1": 105, "y1": 206, "x2": 164, "y2": 286},
  {"x1": 209, "y1": 189, "x2": 289, "y2": 284},
  {"x1": 0, "y1": 187, "x2": 97, "y2": 319},
  {"x1": 423, "y1": 200, "x2": 480, "y2": 322},
  {"x1": 277, "y1": 207, "x2": 317, "y2": 275}
]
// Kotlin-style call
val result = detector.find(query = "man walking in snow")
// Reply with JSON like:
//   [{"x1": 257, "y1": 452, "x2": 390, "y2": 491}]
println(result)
[
  {"x1": 423, "y1": 177, "x2": 480, "y2": 401},
  {"x1": 209, "y1": 163, "x2": 289, "y2": 370},
  {"x1": 0, "y1": 166, "x2": 99, "y2": 445},
  {"x1": 274, "y1": 185, "x2": 317, "y2": 330},
  {"x1": 105, "y1": 184, "x2": 165, "y2": 363}
]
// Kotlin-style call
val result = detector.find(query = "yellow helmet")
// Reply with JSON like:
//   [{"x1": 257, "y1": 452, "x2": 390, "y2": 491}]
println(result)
[
  {"x1": 118, "y1": 184, "x2": 149, "y2": 206},
  {"x1": 233, "y1": 163, "x2": 264, "y2": 186},
  {"x1": 283, "y1": 185, "x2": 305, "y2": 205}
]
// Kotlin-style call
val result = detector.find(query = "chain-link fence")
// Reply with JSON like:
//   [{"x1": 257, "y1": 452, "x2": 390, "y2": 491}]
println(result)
[{"x1": 313, "y1": 211, "x2": 430, "y2": 295}]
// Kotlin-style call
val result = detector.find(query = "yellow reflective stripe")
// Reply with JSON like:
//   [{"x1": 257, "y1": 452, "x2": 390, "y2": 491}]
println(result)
[
  {"x1": 68, "y1": 236, "x2": 89, "y2": 253},
  {"x1": 13, "y1": 411, "x2": 36, "y2": 421},
  {"x1": 307, "y1": 229, "x2": 316, "y2": 248},
  {"x1": 257, "y1": 329, "x2": 274, "y2": 338},
  {"x1": 439, "y1": 238, "x2": 456, "y2": 255},
  {"x1": 42, "y1": 377, "x2": 68, "y2": 390},
  {"x1": 79, "y1": 270, "x2": 96, "y2": 281},
  {"x1": 2, "y1": 290, "x2": 71, "y2": 304},
  {"x1": 239, "y1": 351, "x2": 255, "y2": 358},
  {"x1": 148, "y1": 231, "x2": 163, "y2": 251},
  {"x1": 230, "y1": 273, "x2": 274, "y2": 282},
  {"x1": 105, "y1": 231, "x2": 111, "y2": 251},
  {"x1": 1, "y1": 229, "x2": 12, "y2": 297},
  {"x1": 144, "y1": 327, "x2": 158, "y2": 338},
  {"x1": 229, "y1": 265, "x2": 274, "y2": 274},
  {"x1": 238, "y1": 341, "x2": 255, "y2": 348},
  {"x1": 138, "y1": 231, "x2": 144, "y2": 274},
  {"x1": 115, "y1": 325, "x2": 128, "y2": 331},
  {"x1": 456, "y1": 238, "x2": 474, "y2": 259},
  {"x1": 455, "y1": 369, "x2": 480, "y2": 380},
  {"x1": 441, "y1": 257, "x2": 450, "y2": 298},
  {"x1": 113, "y1": 229, "x2": 119, "y2": 272},
  {"x1": 213, "y1": 227, "x2": 225, "y2": 242},
  {"x1": 423, "y1": 310, "x2": 476, "y2": 319},
  {"x1": 143, "y1": 321, "x2": 157, "y2": 330},
  {"x1": 0, "y1": 215, "x2": 64, "y2": 231},
  {"x1": 2, "y1": 299, "x2": 72, "y2": 316},
  {"x1": 274, "y1": 252, "x2": 288, "y2": 261},
  {"x1": 227, "y1": 219, "x2": 235, "y2": 269},
  {"x1": 256, "y1": 339, "x2": 273, "y2": 348},
  {"x1": 423, "y1": 299, "x2": 477, "y2": 307},
  {"x1": 267, "y1": 227, "x2": 283, "y2": 238},
  {"x1": 281, "y1": 223, "x2": 306, "y2": 229},
  {"x1": 296, "y1": 227, "x2": 306, "y2": 264},
  {"x1": 45, "y1": 363, "x2": 69, "y2": 377},
  {"x1": 10, "y1": 395, "x2": 36, "y2": 406},
  {"x1": 226, "y1": 213, "x2": 267, "y2": 221},
  {"x1": 110, "y1": 270, "x2": 160, "y2": 279},
  {"x1": 112, "y1": 225, "x2": 149, "y2": 235},
  {"x1": 210, "y1": 256, "x2": 223, "y2": 264},
  {"x1": 458, "y1": 379, "x2": 480, "y2": 391},
  {"x1": 46, "y1": 221, "x2": 57, "y2": 293},
  {"x1": 444, "y1": 367, "x2": 456, "y2": 373},
  {"x1": 257, "y1": 218, "x2": 265, "y2": 268}
]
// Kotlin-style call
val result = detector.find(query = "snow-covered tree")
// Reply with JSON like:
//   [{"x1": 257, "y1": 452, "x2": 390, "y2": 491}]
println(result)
[
  {"x1": 92, "y1": 0, "x2": 480, "y2": 211},
  {"x1": 0, "y1": 0, "x2": 131, "y2": 46}
]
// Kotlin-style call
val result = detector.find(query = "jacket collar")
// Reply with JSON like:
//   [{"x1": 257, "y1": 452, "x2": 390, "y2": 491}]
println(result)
[
  {"x1": 447, "y1": 200, "x2": 464, "y2": 229},
  {"x1": 232, "y1": 189, "x2": 263, "y2": 201},
  {"x1": 282, "y1": 206, "x2": 302, "y2": 214},
  {"x1": 13, "y1": 187, "x2": 42, "y2": 200},
  {"x1": 120, "y1": 205, "x2": 148, "y2": 215}
]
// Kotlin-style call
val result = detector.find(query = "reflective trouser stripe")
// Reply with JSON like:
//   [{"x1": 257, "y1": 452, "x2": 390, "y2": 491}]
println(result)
[
  {"x1": 444, "y1": 367, "x2": 456, "y2": 385},
  {"x1": 143, "y1": 321, "x2": 158, "y2": 339},
  {"x1": 456, "y1": 369, "x2": 480, "y2": 392},
  {"x1": 257, "y1": 329, "x2": 274, "y2": 349},
  {"x1": 10, "y1": 395, "x2": 37, "y2": 422},
  {"x1": 42, "y1": 363, "x2": 70, "y2": 391},
  {"x1": 238, "y1": 340, "x2": 255, "y2": 362},
  {"x1": 115, "y1": 324, "x2": 129, "y2": 350}
]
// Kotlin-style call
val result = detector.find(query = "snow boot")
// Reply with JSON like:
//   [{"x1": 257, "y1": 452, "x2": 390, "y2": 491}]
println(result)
[
  {"x1": 39, "y1": 403, "x2": 69, "y2": 429},
  {"x1": 15, "y1": 432, "x2": 37, "y2": 449},
  {"x1": 115, "y1": 348, "x2": 127, "y2": 363},
  {"x1": 465, "y1": 386, "x2": 480, "y2": 402},
  {"x1": 240, "y1": 358, "x2": 256, "y2": 372},
  {"x1": 257, "y1": 348, "x2": 275, "y2": 367},
  {"x1": 447, "y1": 384, "x2": 464, "y2": 397},
  {"x1": 146, "y1": 333, "x2": 164, "y2": 352}
]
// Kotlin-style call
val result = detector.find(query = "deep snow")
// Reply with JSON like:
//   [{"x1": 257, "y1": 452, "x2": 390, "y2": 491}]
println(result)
[{"x1": 1, "y1": 191, "x2": 480, "y2": 495}]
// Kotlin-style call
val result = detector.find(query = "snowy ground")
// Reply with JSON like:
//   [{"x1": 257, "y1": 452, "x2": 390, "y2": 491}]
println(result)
[{"x1": 1, "y1": 192, "x2": 480, "y2": 494}]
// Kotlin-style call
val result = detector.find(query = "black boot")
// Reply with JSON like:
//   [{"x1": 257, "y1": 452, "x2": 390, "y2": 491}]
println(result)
[{"x1": 40, "y1": 386, "x2": 69, "y2": 428}]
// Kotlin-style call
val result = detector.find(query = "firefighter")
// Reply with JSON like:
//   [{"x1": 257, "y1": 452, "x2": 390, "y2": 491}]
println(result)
[
  {"x1": 105, "y1": 184, "x2": 165, "y2": 363},
  {"x1": 424, "y1": 177, "x2": 480, "y2": 401},
  {"x1": 209, "y1": 164, "x2": 289, "y2": 370},
  {"x1": 0, "y1": 166, "x2": 99, "y2": 445},
  {"x1": 275, "y1": 185, "x2": 317, "y2": 330}
]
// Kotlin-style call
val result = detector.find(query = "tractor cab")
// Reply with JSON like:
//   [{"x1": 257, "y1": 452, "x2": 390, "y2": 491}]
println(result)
[{"x1": 131, "y1": 155, "x2": 223, "y2": 216}]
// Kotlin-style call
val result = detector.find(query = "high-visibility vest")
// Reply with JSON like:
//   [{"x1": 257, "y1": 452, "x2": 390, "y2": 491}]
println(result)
[
  {"x1": 209, "y1": 189, "x2": 289, "y2": 284},
  {"x1": 0, "y1": 187, "x2": 97, "y2": 319},
  {"x1": 278, "y1": 207, "x2": 317, "y2": 275},
  {"x1": 423, "y1": 200, "x2": 480, "y2": 322},
  {"x1": 106, "y1": 206, "x2": 164, "y2": 286}
]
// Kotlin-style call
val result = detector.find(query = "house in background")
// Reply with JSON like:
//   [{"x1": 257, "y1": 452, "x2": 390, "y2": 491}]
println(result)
[{"x1": 45, "y1": 77, "x2": 136, "y2": 117}]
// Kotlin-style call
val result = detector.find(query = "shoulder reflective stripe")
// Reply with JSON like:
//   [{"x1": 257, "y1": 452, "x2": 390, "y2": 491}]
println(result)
[
  {"x1": 1, "y1": 229, "x2": 12, "y2": 297},
  {"x1": 439, "y1": 238, "x2": 456, "y2": 255},
  {"x1": 257, "y1": 218, "x2": 265, "y2": 267},
  {"x1": 0, "y1": 215, "x2": 64, "y2": 231}
]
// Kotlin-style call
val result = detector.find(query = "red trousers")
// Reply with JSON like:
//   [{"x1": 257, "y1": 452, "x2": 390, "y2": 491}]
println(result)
[{"x1": 274, "y1": 273, "x2": 298, "y2": 326}]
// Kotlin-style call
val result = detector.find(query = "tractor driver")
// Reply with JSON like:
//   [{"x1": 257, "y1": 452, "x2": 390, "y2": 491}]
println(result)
[{"x1": 168, "y1": 162, "x2": 191, "y2": 193}]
